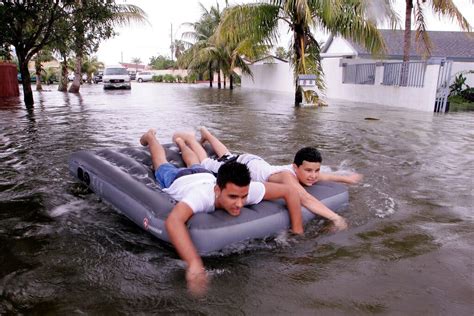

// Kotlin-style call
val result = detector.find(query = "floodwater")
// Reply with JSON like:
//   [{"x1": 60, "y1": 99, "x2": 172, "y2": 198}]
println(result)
[{"x1": 0, "y1": 83, "x2": 473, "y2": 314}]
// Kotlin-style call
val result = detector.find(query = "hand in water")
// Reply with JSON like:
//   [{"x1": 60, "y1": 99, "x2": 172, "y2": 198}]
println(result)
[
  {"x1": 186, "y1": 263, "x2": 208, "y2": 297},
  {"x1": 346, "y1": 173, "x2": 363, "y2": 184},
  {"x1": 332, "y1": 215, "x2": 348, "y2": 231},
  {"x1": 323, "y1": 215, "x2": 348, "y2": 233}
]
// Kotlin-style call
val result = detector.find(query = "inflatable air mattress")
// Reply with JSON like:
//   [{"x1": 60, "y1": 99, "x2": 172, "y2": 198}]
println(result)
[{"x1": 68, "y1": 145, "x2": 349, "y2": 254}]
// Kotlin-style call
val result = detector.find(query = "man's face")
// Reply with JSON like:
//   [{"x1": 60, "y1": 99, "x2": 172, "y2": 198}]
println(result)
[
  {"x1": 293, "y1": 160, "x2": 321, "y2": 186},
  {"x1": 214, "y1": 183, "x2": 249, "y2": 216}
]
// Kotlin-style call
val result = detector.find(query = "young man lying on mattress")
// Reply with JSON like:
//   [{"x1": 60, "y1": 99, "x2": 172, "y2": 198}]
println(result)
[
  {"x1": 140, "y1": 129, "x2": 303, "y2": 296},
  {"x1": 174, "y1": 127, "x2": 362, "y2": 232}
]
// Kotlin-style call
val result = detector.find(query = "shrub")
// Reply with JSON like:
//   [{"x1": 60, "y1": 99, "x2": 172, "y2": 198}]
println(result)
[
  {"x1": 176, "y1": 75, "x2": 182, "y2": 83},
  {"x1": 188, "y1": 73, "x2": 197, "y2": 83},
  {"x1": 163, "y1": 74, "x2": 175, "y2": 83},
  {"x1": 152, "y1": 75, "x2": 163, "y2": 82},
  {"x1": 460, "y1": 87, "x2": 474, "y2": 102}
]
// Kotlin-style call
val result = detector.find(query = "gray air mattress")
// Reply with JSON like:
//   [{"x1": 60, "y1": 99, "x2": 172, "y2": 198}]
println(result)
[{"x1": 68, "y1": 144, "x2": 349, "y2": 254}]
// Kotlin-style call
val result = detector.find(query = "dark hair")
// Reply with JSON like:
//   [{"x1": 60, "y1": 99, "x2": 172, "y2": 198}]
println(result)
[
  {"x1": 216, "y1": 161, "x2": 251, "y2": 189},
  {"x1": 293, "y1": 147, "x2": 322, "y2": 166}
]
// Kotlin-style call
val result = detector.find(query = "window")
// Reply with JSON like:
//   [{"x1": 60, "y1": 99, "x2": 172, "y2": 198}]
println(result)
[{"x1": 342, "y1": 63, "x2": 376, "y2": 85}]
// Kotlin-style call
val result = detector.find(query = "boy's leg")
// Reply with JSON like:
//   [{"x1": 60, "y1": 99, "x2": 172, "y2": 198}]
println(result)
[
  {"x1": 173, "y1": 131, "x2": 209, "y2": 163},
  {"x1": 140, "y1": 129, "x2": 168, "y2": 171},
  {"x1": 199, "y1": 126, "x2": 230, "y2": 158},
  {"x1": 174, "y1": 137, "x2": 201, "y2": 167}
]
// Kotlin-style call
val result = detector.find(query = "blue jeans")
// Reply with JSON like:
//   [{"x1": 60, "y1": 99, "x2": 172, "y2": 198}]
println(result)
[{"x1": 154, "y1": 163, "x2": 212, "y2": 188}]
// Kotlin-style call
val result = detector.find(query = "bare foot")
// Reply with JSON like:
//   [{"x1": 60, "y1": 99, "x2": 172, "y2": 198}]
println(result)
[
  {"x1": 198, "y1": 126, "x2": 210, "y2": 145},
  {"x1": 172, "y1": 131, "x2": 195, "y2": 143},
  {"x1": 140, "y1": 129, "x2": 156, "y2": 146}
]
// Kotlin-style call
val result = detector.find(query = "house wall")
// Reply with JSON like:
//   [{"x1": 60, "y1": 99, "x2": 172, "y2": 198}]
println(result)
[
  {"x1": 151, "y1": 69, "x2": 188, "y2": 77},
  {"x1": 241, "y1": 63, "x2": 294, "y2": 93},
  {"x1": 322, "y1": 57, "x2": 441, "y2": 112}
]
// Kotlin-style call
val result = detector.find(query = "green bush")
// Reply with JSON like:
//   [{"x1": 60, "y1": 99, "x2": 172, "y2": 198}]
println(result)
[
  {"x1": 163, "y1": 74, "x2": 175, "y2": 83},
  {"x1": 176, "y1": 75, "x2": 182, "y2": 83},
  {"x1": 232, "y1": 74, "x2": 241, "y2": 85},
  {"x1": 152, "y1": 75, "x2": 163, "y2": 82},
  {"x1": 188, "y1": 73, "x2": 197, "y2": 83},
  {"x1": 460, "y1": 87, "x2": 474, "y2": 102}
]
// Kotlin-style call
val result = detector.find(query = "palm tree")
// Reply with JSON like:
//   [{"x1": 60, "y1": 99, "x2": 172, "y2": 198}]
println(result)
[
  {"x1": 171, "y1": 40, "x2": 186, "y2": 61},
  {"x1": 33, "y1": 49, "x2": 54, "y2": 91},
  {"x1": 180, "y1": 2, "x2": 224, "y2": 87},
  {"x1": 82, "y1": 56, "x2": 104, "y2": 83},
  {"x1": 131, "y1": 57, "x2": 141, "y2": 73},
  {"x1": 218, "y1": 0, "x2": 398, "y2": 105},
  {"x1": 68, "y1": 2, "x2": 147, "y2": 93},
  {"x1": 402, "y1": 0, "x2": 471, "y2": 62}
]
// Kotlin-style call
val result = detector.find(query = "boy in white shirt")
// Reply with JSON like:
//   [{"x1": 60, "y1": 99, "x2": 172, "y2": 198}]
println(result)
[
  {"x1": 140, "y1": 129, "x2": 303, "y2": 296},
  {"x1": 174, "y1": 127, "x2": 362, "y2": 231}
]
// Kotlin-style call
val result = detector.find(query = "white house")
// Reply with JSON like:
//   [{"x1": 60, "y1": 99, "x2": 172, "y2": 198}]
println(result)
[
  {"x1": 241, "y1": 55, "x2": 294, "y2": 93},
  {"x1": 242, "y1": 30, "x2": 473, "y2": 112},
  {"x1": 321, "y1": 30, "x2": 474, "y2": 112}
]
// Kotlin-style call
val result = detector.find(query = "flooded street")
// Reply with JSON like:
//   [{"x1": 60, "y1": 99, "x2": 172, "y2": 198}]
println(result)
[{"x1": 1, "y1": 83, "x2": 473, "y2": 314}]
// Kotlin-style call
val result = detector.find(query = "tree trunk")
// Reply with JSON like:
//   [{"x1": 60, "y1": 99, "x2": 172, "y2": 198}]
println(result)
[
  {"x1": 68, "y1": 55, "x2": 82, "y2": 93},
  {"x1": 223, "y1": 74, "x2": 226, "y2": 89},
  {"x1": 230, "y1": 74, "x2": 233, "y2": 90},
  {"x1": 217, "y1": 69, "x2": 221, "y2": 89},
  {"x1": 35, "y1": 61, "x2": 43, "y2": 91},
  {"x1": 403, "y1": 0, "x2": 413, "y2": 62},
  {"x1": 293, "y1": 25, "x2": 305, "y2": 106},
  {"x1": 401, "y1": 0, "x2": 413, "y2": 86},
  {"x1": 19, "y1": 58, "x2": 34, "y2": 107},
  {"x1": 209, "y1": 63, "x2": 213, "y2": 87},
  {"x1": 58, "y1": 54, "x2": 68, "y2": 92}
]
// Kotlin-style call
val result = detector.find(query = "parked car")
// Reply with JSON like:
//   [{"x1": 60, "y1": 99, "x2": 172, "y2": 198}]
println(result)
[
  {"x1": 136, "y1": 71, "x2": 154, "y2": 82},
  {"x1": 93, "y1": 71, "x2": 103, "y2": 83},
  {"x1": 17, "y1": 73, "x2": 37, "y2": 83},
  {"x1": 102, "y1": 65, "x2": 131, "y2": 89}
]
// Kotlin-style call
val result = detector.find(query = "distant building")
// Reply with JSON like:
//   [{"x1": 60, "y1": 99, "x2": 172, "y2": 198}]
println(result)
[
  {"x1": 241, "y1": 55, "x2": 294, "y2": 93},
  {"x1": 119, "y1": 62, "x2": 148, "y2": 73}
]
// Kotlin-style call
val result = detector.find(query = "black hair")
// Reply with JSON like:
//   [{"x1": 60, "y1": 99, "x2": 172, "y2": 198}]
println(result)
[
  {"x1": 293, "y1": 147, "x2": 322, "y2": 166},
  {"x1": 216, "y1": 161, "x2": 251, "y2": 189}
]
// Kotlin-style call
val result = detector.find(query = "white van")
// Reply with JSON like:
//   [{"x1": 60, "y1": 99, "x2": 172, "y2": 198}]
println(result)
[{"x1": 103, "y1": 65, "x2": 131, "y2": 89}]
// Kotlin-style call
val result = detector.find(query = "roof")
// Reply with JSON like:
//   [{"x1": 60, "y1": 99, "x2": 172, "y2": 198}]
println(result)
[
  {"x1": 250, "y1": 55, "x2": 288, "y2": 64},
  {"x1": 325, "y1": 30, "x2": 474, "y2": 61}
]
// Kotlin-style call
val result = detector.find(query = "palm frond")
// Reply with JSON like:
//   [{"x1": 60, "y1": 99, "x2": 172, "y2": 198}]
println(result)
[
  {"x1": 414, "y1": 1, "x2": 432, "y2": 58},
  {"x1": 431, "y1": 0, "x2": 471, "y2": 31},
  {"x1": 217, "y1": 4, "x2": 281, "y2": 47},
  {"x1": 111, "y1": 4, "x2": 149, "y2": 27}
]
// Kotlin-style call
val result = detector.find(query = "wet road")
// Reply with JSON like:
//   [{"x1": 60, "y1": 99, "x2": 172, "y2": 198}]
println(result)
[{"x1": 0, "y1": 82, "x2": 473, "y2": 314}]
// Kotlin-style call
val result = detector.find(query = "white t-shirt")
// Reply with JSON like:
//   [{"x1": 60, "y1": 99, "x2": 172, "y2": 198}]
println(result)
[
  {"x1": 202, "y1": 154, "x2": 296, "y2": 182},
  {"x1": 163, "y1": 173, "x2": 266, "y2": 214}
]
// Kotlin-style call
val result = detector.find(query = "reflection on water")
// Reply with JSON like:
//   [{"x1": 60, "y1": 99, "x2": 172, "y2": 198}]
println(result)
[{"x1": 0, "y1": 84, "x2": 473, "y2": 314}]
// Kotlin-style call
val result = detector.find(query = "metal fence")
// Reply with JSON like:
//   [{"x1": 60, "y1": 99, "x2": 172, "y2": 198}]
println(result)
[
  {"x1": 382, "y1": 61, "x2": 426, "y2": 87},
  {"x1": 342, "y1": 63, "x2": 376, "y2": 85}
]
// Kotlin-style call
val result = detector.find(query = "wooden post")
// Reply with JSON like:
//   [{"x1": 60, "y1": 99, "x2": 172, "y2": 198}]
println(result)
[{"x1": 0, "y1": 63, "x2": 20, "y2": 97}]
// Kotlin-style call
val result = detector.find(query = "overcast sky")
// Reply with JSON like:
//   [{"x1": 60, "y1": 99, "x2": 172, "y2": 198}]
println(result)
[{"x1": 96, "y1": 0, "x2": 474, "y2": 66}]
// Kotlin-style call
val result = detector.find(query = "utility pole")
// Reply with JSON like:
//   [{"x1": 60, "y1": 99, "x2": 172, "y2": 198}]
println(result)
[{"x1": 170, "y1": 23, "x2": 173, "y2": 61}]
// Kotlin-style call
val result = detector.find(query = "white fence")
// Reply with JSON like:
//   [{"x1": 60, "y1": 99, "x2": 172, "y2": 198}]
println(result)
[{"x1": 322, "y1": 58, "x2": 445, "y2": 112}]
